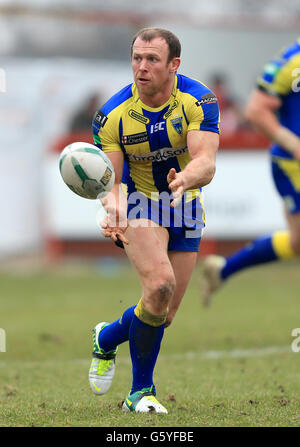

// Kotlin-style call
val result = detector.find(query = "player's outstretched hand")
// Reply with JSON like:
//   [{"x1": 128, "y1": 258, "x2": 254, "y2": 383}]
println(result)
[
  {"x1": 100, "y1": 195, "x2": 129, "y2": 245},
  {"x1": 167, "y1": 168, "x2": 185, "y2": 208}
]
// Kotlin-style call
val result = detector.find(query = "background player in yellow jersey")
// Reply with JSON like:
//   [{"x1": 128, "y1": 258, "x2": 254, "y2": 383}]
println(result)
[
  {"x1": 202, "y1": 38, "x2": 300, "y2": 306},
  {"x1": 88, "y1": 28, "x2": 220, "y2": 413}
]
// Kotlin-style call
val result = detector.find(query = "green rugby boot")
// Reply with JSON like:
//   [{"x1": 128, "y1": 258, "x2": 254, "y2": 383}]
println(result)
[
  {"x1": 122, "y1": 386, "x2": 168, "y2": 414},
  {"x1": 89, "y1": 322, "x2": 117, "y2": 395}
]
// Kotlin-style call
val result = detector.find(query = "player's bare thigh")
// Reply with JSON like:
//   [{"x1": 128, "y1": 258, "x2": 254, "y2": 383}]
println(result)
[
  {"x1": 165, "y1": 251, "x2": 198, "y2": 327},
  {"x1": 124, "y1": 219, "x2": 176, "y2": 314}
]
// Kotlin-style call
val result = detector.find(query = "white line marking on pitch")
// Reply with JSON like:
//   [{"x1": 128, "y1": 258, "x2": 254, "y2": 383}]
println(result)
[
  {"x1": 175, "y1": 345, "x2": 292, "y2": 360},
  {"x1": 0, "y1": 345, "x2": 292, "y2": 368}
]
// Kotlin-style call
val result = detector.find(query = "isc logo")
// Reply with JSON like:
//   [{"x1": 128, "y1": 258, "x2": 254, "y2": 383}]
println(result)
[{"x1": 150, "y1": 122, "x2": 165, "y2": 134}]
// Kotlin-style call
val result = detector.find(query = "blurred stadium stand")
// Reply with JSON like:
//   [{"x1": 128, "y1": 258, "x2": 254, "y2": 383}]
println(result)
[{"x1": 0, "y1": 0, "x2": 299, "y2": 262}]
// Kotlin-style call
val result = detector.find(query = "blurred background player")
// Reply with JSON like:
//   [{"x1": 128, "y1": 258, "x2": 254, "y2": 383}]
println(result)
[
  {"x1": 201, "y1": 38, "x2": 300, "y2": 306},
  {"x1": 89, "y1": 27, "x2": 219, "y2": 413},
  {"x1": 208, "y1": 72, "x2": 246, "y2": 135},
  {"x1": 69, "y1": 92, "x2": 102, "y2": 132}
]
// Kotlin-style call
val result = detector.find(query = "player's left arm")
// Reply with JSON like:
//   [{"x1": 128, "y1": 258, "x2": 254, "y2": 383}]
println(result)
[{"x1": 168, "y1": 130, "x2": 219, "y2": 207}]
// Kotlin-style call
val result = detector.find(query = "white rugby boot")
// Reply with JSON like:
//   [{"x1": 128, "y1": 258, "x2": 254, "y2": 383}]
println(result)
[
  {"x1": 201, "y1": 255, "x2": 226, "y2": 307},
  {"x1": 89, "y1": 322, "x2": 117, "y2": 395},
  {"x1": 122, "y1": 386, "x2": 168, "y2": 414}
]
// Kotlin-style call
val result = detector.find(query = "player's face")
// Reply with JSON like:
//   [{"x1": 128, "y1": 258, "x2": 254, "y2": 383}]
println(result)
[{"x1": 132, "y1": 37, "x2": 179, "y2": 99}]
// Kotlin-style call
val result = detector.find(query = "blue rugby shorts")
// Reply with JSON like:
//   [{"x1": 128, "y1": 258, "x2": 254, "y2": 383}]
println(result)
[
  {"x1": 271, "y1": 155, "x2": 300, "y2": 214},
  {"x1": 116, "y1": 192, "x2": 204, "y2": 252}
]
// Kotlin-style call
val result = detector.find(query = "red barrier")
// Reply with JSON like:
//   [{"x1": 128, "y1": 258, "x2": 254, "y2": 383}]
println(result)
[
  {"x1": 51, "y1": 129, "x2": 270, "y2": 154},
  {"x1": 51, "y1": 131, "x2": 93, "y2": 153},
  {"x1": 220, "y1": 130, "x2": 269, "y2": 149}
]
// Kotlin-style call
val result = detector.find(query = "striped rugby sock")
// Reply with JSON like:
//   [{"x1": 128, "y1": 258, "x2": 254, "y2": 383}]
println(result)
[
  {"x1": 98, "y1": 305, "x2": 136, "y2": 353},
  {"x1": 221, "y1": 231, "x2": 296, "y2": 281},
  {"x1": 129, "y1": 314, "x2": 164, "y2": 394}
]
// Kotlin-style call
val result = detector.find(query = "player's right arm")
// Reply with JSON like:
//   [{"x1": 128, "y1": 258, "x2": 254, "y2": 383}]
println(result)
[
  {"x1": 245, "y1": 50, "x2": 300, "y2": 161},
  {"x1": 245, "y1": 88, "x2": 281, "y2": 138},
  {"x1": 100, "y1": 151, "x2": 129, "y2": 245},
  {"x1": 245, "y1": 89, "x2": 300, "y2": 161},
  {"x1": 92, "y1": 108, "x2": 129, "y2": 245}
]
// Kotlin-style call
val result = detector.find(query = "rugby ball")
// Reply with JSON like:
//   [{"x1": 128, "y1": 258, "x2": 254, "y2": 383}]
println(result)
[{"x1": 59, "y1": 142, "x2": 115, "y2": 199}]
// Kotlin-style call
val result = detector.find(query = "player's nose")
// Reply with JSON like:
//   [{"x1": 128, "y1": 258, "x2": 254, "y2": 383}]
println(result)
[{"x1": 138, "y1": 58, "x2": 148, "y2": 71}]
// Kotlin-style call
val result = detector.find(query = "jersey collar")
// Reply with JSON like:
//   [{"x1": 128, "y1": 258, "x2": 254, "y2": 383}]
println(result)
[{"x1": 132, "y1": 74, "x2": 178, "y2": 112}]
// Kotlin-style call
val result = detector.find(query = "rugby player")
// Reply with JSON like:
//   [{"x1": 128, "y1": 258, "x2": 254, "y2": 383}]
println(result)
[
  {"x1": 89, "y1": 27, "x2": 220, "y2": 413},
  {"x1": 202, "y1": 38, "x2": 300, "y2": 306}
]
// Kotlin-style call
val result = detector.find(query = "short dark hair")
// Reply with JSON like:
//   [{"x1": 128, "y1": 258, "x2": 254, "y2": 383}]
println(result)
[{"x1": 131, "y1": 28, "x2": 181, "y2": 63}]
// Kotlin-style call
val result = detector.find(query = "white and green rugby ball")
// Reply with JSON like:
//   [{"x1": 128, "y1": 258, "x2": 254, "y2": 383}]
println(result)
[{"x1": 59, "y1": 142, "x2": 115, "y2": 199}]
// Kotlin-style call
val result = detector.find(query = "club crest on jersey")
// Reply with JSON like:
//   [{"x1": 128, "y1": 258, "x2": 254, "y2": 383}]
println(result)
[{"x1": 171, "y1": 117, "x2": 183, "y2": 135}]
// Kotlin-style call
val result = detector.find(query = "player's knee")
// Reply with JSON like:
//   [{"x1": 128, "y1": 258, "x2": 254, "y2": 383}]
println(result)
[
  {"x1": 157, "y1": 277, "x2": 176, "y2": 302},
  {"x1": 149, "y1": 275, "x2": 176, "y2": 306}
]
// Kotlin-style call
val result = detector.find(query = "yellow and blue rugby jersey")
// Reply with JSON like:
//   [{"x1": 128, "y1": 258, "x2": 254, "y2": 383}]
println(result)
[
  {"x1": 257, "y1": 38, "x2": 300, "y2": 159},
  {"x1": 92, "y1": 74, "x2": 220, "y2": 199}
]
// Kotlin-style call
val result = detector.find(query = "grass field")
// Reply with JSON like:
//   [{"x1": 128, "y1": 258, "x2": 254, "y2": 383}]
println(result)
[{"x1": 0, "y1": 259, "x2": 300, "y2": 427}]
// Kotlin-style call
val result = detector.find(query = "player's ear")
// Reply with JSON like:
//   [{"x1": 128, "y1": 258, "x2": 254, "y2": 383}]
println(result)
[{"x1": 169, "y1": 57, "x2": 181, "y2": 73}]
